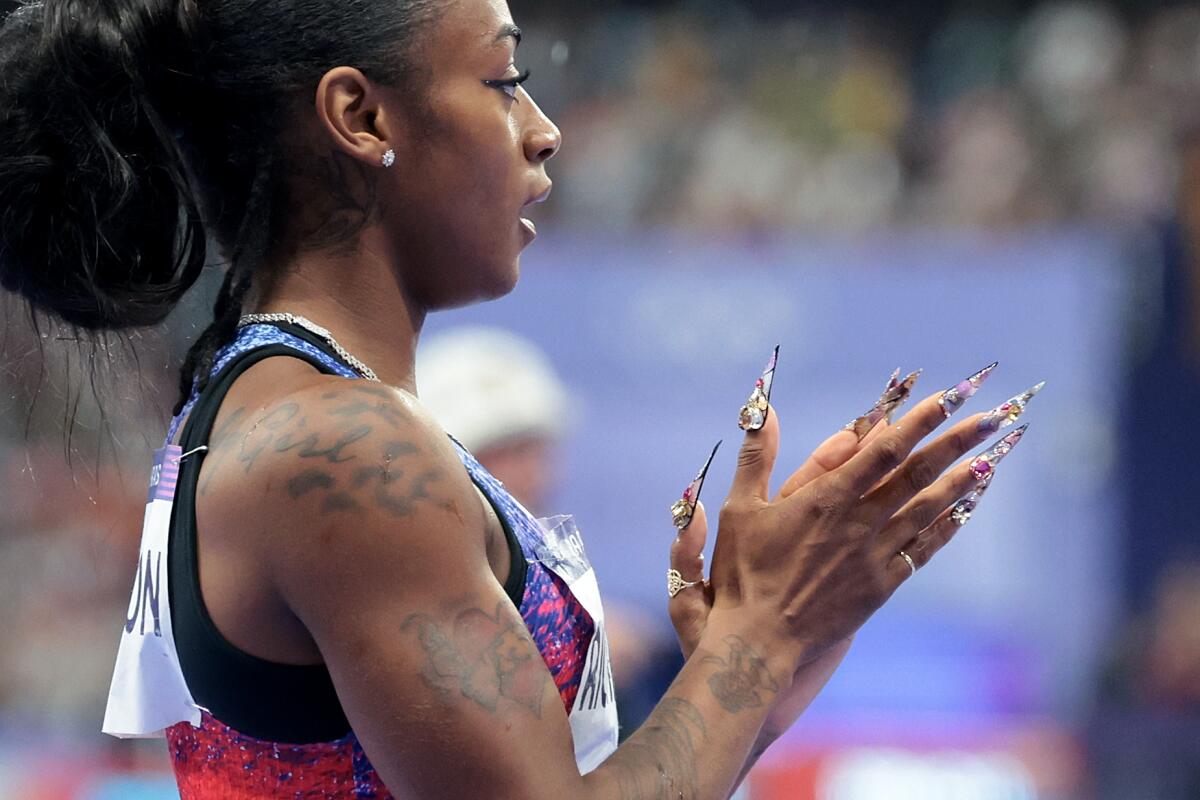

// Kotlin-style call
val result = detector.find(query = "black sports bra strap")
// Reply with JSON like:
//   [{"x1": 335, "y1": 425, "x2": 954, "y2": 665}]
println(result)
[{"x1": 170, "y1": 341, "x2": 354, "y2": 743}]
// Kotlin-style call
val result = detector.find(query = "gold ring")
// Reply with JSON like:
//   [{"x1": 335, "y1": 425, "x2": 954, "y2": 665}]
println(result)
[{"x1": 667, "y1": 568, "x2": 701, "y2": 598}]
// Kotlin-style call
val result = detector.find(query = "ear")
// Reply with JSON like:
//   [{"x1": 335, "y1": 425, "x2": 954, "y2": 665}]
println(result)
[{"x1": 313, "y1": 66, "x2": 399, "y2": 166}]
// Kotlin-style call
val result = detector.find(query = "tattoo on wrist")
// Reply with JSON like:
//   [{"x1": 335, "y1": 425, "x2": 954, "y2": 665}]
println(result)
[{"x1": 701, "y1": 635, "x2": 780, "y2": 714}]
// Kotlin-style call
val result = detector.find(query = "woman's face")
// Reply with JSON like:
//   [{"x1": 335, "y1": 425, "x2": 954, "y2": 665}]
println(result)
[{"x1": 383, "y1": 0, "x2": 560, "y2": 310}]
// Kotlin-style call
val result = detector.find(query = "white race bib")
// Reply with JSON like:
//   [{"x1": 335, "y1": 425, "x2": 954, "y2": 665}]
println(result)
[
  {"x1": 102, "y1": 445, "x2": 201, "y2": 738},
  {"x1": 532, "y1": 515, "x2": 619, "y2": 774}
]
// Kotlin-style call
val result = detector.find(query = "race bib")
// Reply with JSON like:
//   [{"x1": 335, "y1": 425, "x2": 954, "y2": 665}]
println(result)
[
  {"x1": 532, "y1": 515, "x2": 619, "y2": 774},
  {"x1": 102, "y1": 445, "x2": 200, "y2": 738}
]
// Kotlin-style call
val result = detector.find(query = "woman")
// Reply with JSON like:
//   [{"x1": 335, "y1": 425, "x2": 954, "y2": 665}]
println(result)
[{"x1": 0, "y1": 0, "x2": 1033, "y2": 797}]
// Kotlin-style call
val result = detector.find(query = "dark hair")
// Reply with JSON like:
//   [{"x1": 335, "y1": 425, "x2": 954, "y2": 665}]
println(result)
[{"x1": 0, "y1": 0, "x2": 435, "y2": 413}]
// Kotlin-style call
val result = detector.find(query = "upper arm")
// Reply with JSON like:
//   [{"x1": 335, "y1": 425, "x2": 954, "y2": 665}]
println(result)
[{"x1": 231, "y1": 380, "x2": 583, "y2": 798}]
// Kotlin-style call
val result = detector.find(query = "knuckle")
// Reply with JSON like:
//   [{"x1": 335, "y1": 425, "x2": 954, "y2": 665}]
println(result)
[
  {"x1": 809, "y1": 487, "x2": 845, "y2": 520},
  {"x1": 904, "y1": 457, "x2": 940, "y2": 495},
  {"x1": 909, "y1": 500, "x2": 939, "y2": 533},
  {"x1": 874, "y1": 436, "x2": 907, "y2": 473},
  {"x1": 821, "y1": 474, "x2": 851, "y2": 499},
  {"x1": 951, "y1": 428, "x2": 977, "y2": 455},
  {"x1": 737, "y1": 440, "x2": 767, "y2": 469}
]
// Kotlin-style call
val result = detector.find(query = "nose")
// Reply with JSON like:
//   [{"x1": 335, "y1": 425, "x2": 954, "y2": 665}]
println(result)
[{"x1": 522, "y1": 93, "x2": 561, "y2": 165}]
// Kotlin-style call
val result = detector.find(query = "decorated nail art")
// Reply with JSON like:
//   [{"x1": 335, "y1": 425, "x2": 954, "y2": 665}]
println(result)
[
  {"x1": 738, "y1": 346, "x2": 779, "y2": 432},
  {"x1": 940, "y1": 362, "x2": 999, "y2": 418},
  {"x1": 950, "y1": 483, "x2": 989, "y2": 526},
  {"x1": 968, "y1": 424, "x2": 1028, "y2": 485},
  {"x1": 670, "y1": 441, "x2": 722, "y2": 530},
  {"x1": 845, "y1": 368, "x2": 923, "y2": 441},
  {"x1": 977, "y1": 381, "x2": 1045, "y2": 434}
]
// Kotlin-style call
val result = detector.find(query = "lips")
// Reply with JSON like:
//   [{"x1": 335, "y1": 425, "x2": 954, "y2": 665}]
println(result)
[{"x1": 524, "y1": 182, "x2": 553, "y2": 209}]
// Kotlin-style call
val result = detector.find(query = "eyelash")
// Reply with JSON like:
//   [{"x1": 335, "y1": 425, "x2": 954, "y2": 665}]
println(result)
[{"x1": 483, "y1": 69, "x2": 531, "y2": 100}]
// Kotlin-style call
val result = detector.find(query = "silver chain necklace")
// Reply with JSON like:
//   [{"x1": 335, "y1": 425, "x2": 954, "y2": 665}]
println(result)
[{"x1": 236, "y1": 312, "x2": 381, "y2": 382}]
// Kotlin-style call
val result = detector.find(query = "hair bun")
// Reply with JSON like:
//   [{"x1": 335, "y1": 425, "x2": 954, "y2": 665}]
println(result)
[{"x1": 0, "y1": 0, "x2": 208, "y2": 330}]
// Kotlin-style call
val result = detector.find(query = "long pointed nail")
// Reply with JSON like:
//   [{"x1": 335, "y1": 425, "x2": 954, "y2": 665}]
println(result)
[
  {"x1": 950, "y1": 482, "x2": 990, "y2": 526},
  {"x1": 968, "y1": 424, "x2": 1028, "y2": 485},
  {"x1": 977, "y1": 381, "x2": 1045, "y2": 434},
  {"x1": 671, "y1": 441, "x2": 721, "y2": 530},
  {"x1": 738, "y1": 346, "x2": 779, "y2": 432},
  {"x1": 844, "y1": 368, "x2": 923, "y2": 441},
  {"x1": 940, "y1": 361, "x2": 999, "y2": 418}
]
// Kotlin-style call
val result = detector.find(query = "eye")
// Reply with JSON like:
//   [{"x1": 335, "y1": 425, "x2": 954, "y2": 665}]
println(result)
[{"x1": 483, "y1": 68, "x2": 531, "y2": 101}]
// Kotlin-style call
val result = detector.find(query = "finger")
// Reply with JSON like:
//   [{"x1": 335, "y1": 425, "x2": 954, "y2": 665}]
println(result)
[
  {"x1": 824, "y1": 363, "x2": 1018, "y2": 502},
  {"x1": 812, "y1": 376, "x2": 944, "y2": 501},
  {"x1": 877, "y1": 424, "x2": 1028, "y2": 555},
  {"x1": 777, "y1": 418, "x2": 890, "y2": 500},
  {"x1": 867, "y1": 383, "x2": 1039, "y2": 522},
  {"x1": 670, "y1": 500, "x2": 709, "y2": 585},
  {"x1": 777, "y1": 430, "x2": 857, "y2": 500},
  {"x1": 868, "y1": 379, "x2": 1046, "y2": 515},
  {"x1": 883, "y1": 481, "x2": 993, "y2": 591},
  {"x1": 728, "y1": 346, "x2": 781, "y2": 504},
  {"x1": 864, "y1": 373, "x2": 1035, "y2": 496},
  {"x1": 843, "y1": 367, "x2": 920, "y2": 442},
  {"x1": 669, "y1": 499, "x2": 712, "y2": 658}
]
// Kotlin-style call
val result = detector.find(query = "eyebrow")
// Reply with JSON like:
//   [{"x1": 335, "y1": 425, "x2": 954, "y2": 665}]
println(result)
[{"x1": 494, "y1": 23, "x2": 522, "y2": 47}]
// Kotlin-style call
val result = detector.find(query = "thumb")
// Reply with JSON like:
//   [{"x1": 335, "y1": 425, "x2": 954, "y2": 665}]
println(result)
[
  {"x1": 728, "y1": 346, "x2": 781, "y2": 504},
  {"x1": 729, "y1": 402, "x2": 780, "y2": 504}
]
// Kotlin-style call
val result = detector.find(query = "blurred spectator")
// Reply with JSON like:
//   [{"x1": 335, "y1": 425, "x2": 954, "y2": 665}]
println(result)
[{"x1": 417, "y1": 326, "x2": 570, "y2": 512}]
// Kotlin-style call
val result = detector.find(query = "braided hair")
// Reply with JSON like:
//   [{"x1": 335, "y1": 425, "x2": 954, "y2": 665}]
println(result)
[{"x1": 0, "y1": 0, "x2": 437, "y2": 414}]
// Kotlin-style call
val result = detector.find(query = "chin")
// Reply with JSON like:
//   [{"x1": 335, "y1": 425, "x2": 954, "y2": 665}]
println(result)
[
  {"x1": 482, "y1": 256, "x2": 521, "y2": 299},
  {"x1": 434, "y1": 257, "x2": 521, "y2": 310}
]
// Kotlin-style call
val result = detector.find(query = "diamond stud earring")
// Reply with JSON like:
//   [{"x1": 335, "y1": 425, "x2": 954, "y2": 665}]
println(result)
[{"x1": 381, "y1": 149, "x2": 396, "y2": 168}]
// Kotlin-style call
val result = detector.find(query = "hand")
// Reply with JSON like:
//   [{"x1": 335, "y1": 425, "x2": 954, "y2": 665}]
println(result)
[
  {"x1": 669, "y1": 423, "x2": 887, "y2": 734},
  {"x1": 683, "y1": 361, "x2": 1031, "y2": 687}
]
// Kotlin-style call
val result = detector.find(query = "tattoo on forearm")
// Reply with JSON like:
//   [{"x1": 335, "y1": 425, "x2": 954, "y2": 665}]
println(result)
[
  {"x1": 611, "y1": 697, "x2": 706, "y2": 800},
  {"x1": 606, "y1": 636, "x2": 776, "y2": 798},
  {"x1": 400, "y1": 601, "x2": 549, "y2": 718},
  {"x1": 701, "y1": 635, "x2": 779, "y2": 714},
  {"x1": 201, "y1": 385, "x2": 451, "y2": 517}
]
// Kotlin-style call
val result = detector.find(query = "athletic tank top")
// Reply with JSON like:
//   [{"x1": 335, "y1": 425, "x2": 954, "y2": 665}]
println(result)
[{"x1": 103, "y1": 322, "x2": 618, "y2": 798}]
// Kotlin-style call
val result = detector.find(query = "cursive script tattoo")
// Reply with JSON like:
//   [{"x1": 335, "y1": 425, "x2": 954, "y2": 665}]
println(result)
[
  {"x1": 200, "y1": 386, "x2": 451, "y2": 518},
  {"x1": 611, "y1": 697, "x2": 707, "y2": 799},
  {"x1": 701, "y1": 635, "x2": 779, "y2": 714},
  {"x1": 400, "y1": 601, "x2": 549, "y2": 718}
]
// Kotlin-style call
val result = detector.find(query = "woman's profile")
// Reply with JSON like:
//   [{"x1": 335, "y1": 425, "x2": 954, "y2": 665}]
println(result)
[{"x1": 0, "y1": 0, "x2": 1036, "y2": 796}]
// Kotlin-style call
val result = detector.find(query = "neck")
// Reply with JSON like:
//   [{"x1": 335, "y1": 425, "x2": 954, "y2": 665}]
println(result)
[{"x1": 251, "y1": 230, "x2": 426, "y2": 394}]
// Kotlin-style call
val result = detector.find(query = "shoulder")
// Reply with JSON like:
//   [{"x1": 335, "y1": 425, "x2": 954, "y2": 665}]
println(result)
[{"x1": 198, "y1": 376, "x2": 489, "y2": 597}]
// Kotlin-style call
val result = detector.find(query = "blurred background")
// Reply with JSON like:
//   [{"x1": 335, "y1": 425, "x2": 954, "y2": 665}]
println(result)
[{"x1": 3, "y1": 0, "x2": 1200, "y2": 797}]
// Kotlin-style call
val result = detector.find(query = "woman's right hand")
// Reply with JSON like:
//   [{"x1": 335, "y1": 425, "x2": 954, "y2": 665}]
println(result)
[{"x1": 702, "y1": 364, "x2": 1028, "y2": 673}]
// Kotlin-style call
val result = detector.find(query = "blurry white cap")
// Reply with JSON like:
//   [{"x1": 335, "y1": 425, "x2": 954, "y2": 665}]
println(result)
[{"x1": 416, "y1": 326, "x2": 569, "y2": 452}]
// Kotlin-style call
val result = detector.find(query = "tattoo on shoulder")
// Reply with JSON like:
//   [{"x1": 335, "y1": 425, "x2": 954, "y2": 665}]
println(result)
[
  {"x1": 202, "y1": 389, "x2": 453, "y2": 518},
  {"x1": 701, "y1": 635, "x2": 780, "y2": 714},
  {"x1": 400, "y1": 601, "x2": 549, "y2": 719}
]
